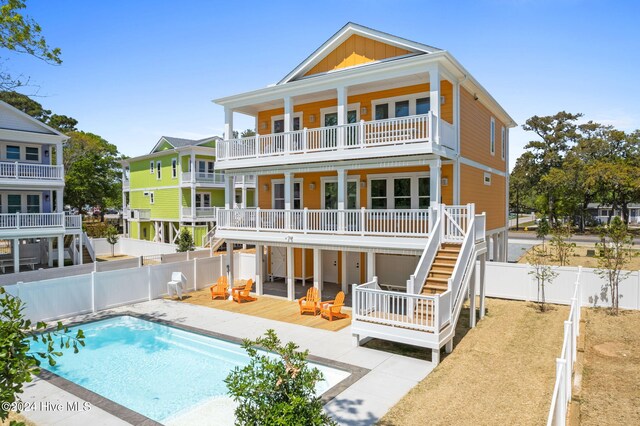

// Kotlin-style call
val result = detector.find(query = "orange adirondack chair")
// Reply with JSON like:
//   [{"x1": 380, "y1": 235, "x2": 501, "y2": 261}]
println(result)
[
  {"x1": 320, "y1": 291, "x2": 348, "y2": 321},
  {"x1": 210, "y1": 276, "x2": 229, "y2": 300},
  {"x1": 232, "y1": 279, "x2": 256, "y2": 303},
  {"x1": 299, "y1": 287, "x2": 320, "y2": 316}
]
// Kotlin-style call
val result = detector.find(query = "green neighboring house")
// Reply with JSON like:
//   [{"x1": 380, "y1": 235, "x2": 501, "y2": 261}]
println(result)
[{"x1": 121, "y1": 136, "x2": 255, "y2": 247}]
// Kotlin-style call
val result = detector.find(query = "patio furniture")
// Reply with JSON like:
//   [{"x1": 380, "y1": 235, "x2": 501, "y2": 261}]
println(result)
[
  {"x1": 167, "y1": 272, "x2": 186, "y2": 300},
  {"x1": 298, "y1": 287, "x2": 320, "y2": 316},
  {"x1": 320, "y1": 291, "x2": 348, "y2": 321},
  {"x1": 231, "y1": 278, "x2": 256, "y2": 303},
  {"x1": 210, "y1": 276, "x2": 229, "y2": 300}
]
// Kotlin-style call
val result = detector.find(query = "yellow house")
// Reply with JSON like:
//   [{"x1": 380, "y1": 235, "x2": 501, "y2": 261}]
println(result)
[{"x1": 212, "y1": 23, "x2": 516, "y2": 362}]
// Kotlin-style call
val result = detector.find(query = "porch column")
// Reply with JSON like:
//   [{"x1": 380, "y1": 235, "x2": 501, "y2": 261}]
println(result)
[
  {"x1": 502, "y1": 230, "x2": 509, "y2": 262},
  {"x1": 241, "y1": 187, "x2": 247, "y2": 209},
  {"x1": 341, "y1": 251, "x2": 348, "y2": 294},
  {"x1": 255, "y1": 244, "x2": 263, "y2": 295},
  {"x1": 337, "y1": 168, "x2": 347, "y2": 232},
  {"x1": 190, "y1": 151, "x2": 197, "y2": 217},
  {"x1": 469, "y1": 259, "x2": 477, "y2": 328},
  {"x1": 429, "y1": 65, "x2": 441, "y2": 145},
  {"x1": 78, "y1": 232, "x2": 83, "y2": 265},
  {"x1": 224, "y1": 107, "x2": 234, "y2": 140},
  {"x1": 13, "y1": 239, "x2": 19, "y2": 273},
  {"x1": 366, "y1": 251, "x2": 376, "y2": 282},
  {"x1": 429, "y1": 158, "x2": 442, "y2": 206},
  {"x1": 337, "y1": 86, "x2": 347, "y2": 148},
  {"x1": 55, "y1": 187, "x2": 63, "y2": 213},
  {"x1": 313, "y1": 248, "x2": 323, "y2": 299},
  {"x1": 227, "y1": 242, "x2": 234, "y2": 289},
  {"x1": 284, "y1": 96, "x2": 293, "y2": 153},
  {"x1": 47, "y1": 238, "x2": 54, "y2": 267},
  {"x1": 57, "y1": 236, "x2": 64, "y2": 268},
  {"x1": 479, "y1": 252, "x2": 486, "y2": 319},
  {"x1": 492, "y1": 233, "x2": 499, "y2": 262},
  {"x1": 224, "y1": 174, "x2": 235, "y2": 209},
  {"x1": 286, "y1": 246, "x2": 295, "y2": 301},
  {"x1": 55, "y1": 141, "x2": 63, "y2": 168},
  {"x1": 284, "y1": 171, "x2": 293, "y2": 229}
]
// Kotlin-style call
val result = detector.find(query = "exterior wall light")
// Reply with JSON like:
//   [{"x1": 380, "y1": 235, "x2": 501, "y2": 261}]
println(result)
[
  {"x1": 309, "y1": 114, "x2": 315, "y2": 123},
  {"x1": 262, "y1": 184, "x2": 269, "y2": 191},
  {"x1": 361, "y1": 107, "x2": 368, "y2": 115},
  {"x1": 309, "y1": 182, "x2": 316, "y2": 190}
]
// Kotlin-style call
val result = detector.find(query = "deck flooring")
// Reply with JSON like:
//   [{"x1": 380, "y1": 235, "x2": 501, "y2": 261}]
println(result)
[{"x1": 171, "y1": 288, "x2": 351, "y2": 332}]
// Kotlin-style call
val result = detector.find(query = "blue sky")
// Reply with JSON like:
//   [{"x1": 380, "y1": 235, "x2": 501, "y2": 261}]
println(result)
[{"x1": 6, "y1": 0, "x2": 640, "y2": 168}]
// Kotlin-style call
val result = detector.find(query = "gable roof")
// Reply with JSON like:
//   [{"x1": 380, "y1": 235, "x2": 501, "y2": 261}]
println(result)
[
  {"x1": 150, "y1": 135, "x2": 220, "y2": 153},
  {"x1": 0, "y1": 100, "x2": 67, "y2": 137},
  {"x1": 279, "y1": 22, "x2": 442, "y2": 85}
]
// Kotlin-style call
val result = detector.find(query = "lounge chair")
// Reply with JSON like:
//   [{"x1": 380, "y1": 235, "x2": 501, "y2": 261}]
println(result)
[
  {"x1": 210, "y1": 276, "x2": 229, "y2": 300},
  {"x1": 299, "y1": 287, "x2": 320, "y2": 316},
  {"x1": 231, "y1": 279, "x2": 256, "y2": 303},
  {"x1": 320, "y1": 291, "x2": 348, "y2": 321},
  {"x1": 167, "y1": 272, "x2": 186, "y2": 300}
]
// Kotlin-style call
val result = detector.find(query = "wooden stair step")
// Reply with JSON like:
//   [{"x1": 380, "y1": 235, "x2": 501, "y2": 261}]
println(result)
[{"x1": 432, "y1": 262, "x2": 455, "y2": 269}]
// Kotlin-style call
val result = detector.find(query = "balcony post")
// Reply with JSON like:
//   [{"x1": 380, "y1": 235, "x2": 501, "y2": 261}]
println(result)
[
  {"x1": 255, "y1": 133, "x2": 260, "y2": 156},
  {"x1": 13, "y1": 239, "x2": 19, "y2": 273},
  {"x1": 15, "y1": 212, "x2": 19, "y2": 229},
  {"x1": 284, "y1": 171, "x2": 293, "y2": 230},
  {"x1": 14, "y1": 161, "x2": 18, "y2": 178},
  {"x1": 337, "y1": 86, "x2": 347, "y2": 149},
  {"x1": 303, "y1": 207, "x2": 308, "y2": 234},
  {"x1": 366, "y1": 251, "x2": 376, "y2": 282},
  {"x1": 224, "y1": 107, "x2": 234, "y2": 141},
  {"x1": 337, "y1": 168, "x2": 347, "y2": 233},
  {"x1": 284, "y1": 96, "x2": 292, "y2": 154},
  {"x1": 359, "y1": 120, "x2": 365, "y2": 146},
  {"x1": 255, "y1": 244, "x2": 263, "y2": 295},
  {"x1": 429, "y1": 65, "x2": 441, "y2": 145},
  {"x1": 360, "y1": 207, "x2": 365, "y2": 236},
  {"x1": 255, "y1": 207, "x2": 261, "y2": 232},
  {"x1": 224, "y1": 174, "x2": 234, "y2": 209},
  {"x1": 55, "y1": 141, "x2": 63, "y2": 169},
  {"x1": 302, "y1": 128, "x2": 307, "y2": 152},
  {"x1": 313, "y1": 248, "x2": 323, "y2": 299},
  {"x1": 429, "y1": 158, "x2": 442, "y2": 206}
]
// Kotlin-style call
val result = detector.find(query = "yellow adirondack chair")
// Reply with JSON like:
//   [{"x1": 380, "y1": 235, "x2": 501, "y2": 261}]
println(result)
[
  {"x1": 232, "y1": 279, "x2": 256, "y2": 303},
  {"x1": 210, "y1": 276, "x2": 228, "y2": 300},
  {"x1": 299, "y1": 287, "x2": 320, "y2": 316},
  {"x1": 320, "y1": 291, "x2": 348, "y2": 321}
]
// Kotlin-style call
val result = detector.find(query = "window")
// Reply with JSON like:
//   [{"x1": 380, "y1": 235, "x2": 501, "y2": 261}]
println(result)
[
  {"x1": 416, "y1": 97, "x2": 431, "y2": 115},
  {"x1": 323, "y1": 180, "x2": 358, "y2": 209},
  {"x1": 26, "y1": 194, "x2": 40, "y2": 213},
  {"x1": 207, "y1": 161, "x2": 214, "y2": 174},
  {"x1": 501, "y1": 126, "x2": 506, "y2": 160},
  {"x1": 273, "y1": 117, "x2": 301, "y2": 133},
  {"x1": 25, "y1": 147, "x2": 39, "y2": 162},
  {"x1": 490, "y1": 117, "x2": 496, "y2": 155},
  {"x1": 484, "y1": 172, "x2": 492, "y2": 186},
  {"x1": 196, "y1": 193, "x2": 211, "y2": 208},
  {"x1": 395, "y1": 101, "x2": 409, "y2": 118},
  {"x1": 370, "y1": 179, "x2": 387, "y2": 209},
  {"x1": 418, "y1": 177, "x2": 431, "y2": 208},
  {"x1": 156, "y1": 161, "x2": 161, "y2": 180},
  {"x1": 6, "y1": 145, "x2": 20, "y2": 160},
  {"x1": 7, "y1": 194, "x2": 21, "y2": 213},
  {"x1": 150, "y1": 161, "x2": 154, "y2": 174},
  {"x1": 198, "y1": 160, "x2": 214, "y2": 176},
  {"x1": 149, "y1": 192, "x2": 155, "y2": 204},
  {"x1": 375, "y1": 104, "x2": 389, "y2": 120},
  {"x1": 171, "y1": 158, "x2": 177, "y2": 178},
  {"x1": 272, "y1": 181, "x2": 301, "y2": 209},
  {"x1": 394, "y1": 178, "x2": 411, "y2": 209}
]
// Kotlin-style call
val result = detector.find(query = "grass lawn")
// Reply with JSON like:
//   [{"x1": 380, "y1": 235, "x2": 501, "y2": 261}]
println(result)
[
  {"x1": 379, "y1": 298, "x2": 568, "y2": 425},
  {"x1": 578, "y1": 308, "x2": 640, "y2": 425},
  {"x1": 517, "y1": 244, "x2": 640, "y2": 269}
]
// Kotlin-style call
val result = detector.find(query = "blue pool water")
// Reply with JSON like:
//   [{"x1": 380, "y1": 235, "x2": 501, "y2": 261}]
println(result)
[{"x1": 30, "y1": 316, "x2": 349, "y2": 423}]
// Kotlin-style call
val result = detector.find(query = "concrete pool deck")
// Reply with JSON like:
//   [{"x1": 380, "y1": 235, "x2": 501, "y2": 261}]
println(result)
[{"x1": 18, "y1": 298, "x2": 435, "y2": 425}]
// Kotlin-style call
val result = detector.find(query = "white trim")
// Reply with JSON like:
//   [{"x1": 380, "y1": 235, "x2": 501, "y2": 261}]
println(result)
[
  {"x1": 320, "y1": 176, "x2": 360, "y2": 209},
  {"x1": 490, "y1": 117, "x2": 496, "y2": 156},
  {"x1": 271, "y1": 112, "x2": 303, "y2": 132},
  {"x1": 319, "y1": 103, "x2": 360, "y2": 125},
  {"x1": 500, "y1": 126, "x2": 505, "y2": 161},
  {"x1": 0, "y1": 101, "x2": 67, "y2": 138},
  {"x1": 483, "y1": 172, "x2": 492, "y2": 186},
  {"x1": 458, "y1": 156, "x2": 506, "y2": 177},
  {"x1": 129, "y1": 185, "x2": 182, "y2": 192},
  {"x1": 171, "y1": 157, "x2": 178, "y2": 179},
  {"x1": 366, "y1": 171, "x2": 430, "y2": 209},
  {"x1": 271, "y1": 178, "x2": 303, "y2": 209},
  {"x1": 371, "y1": 92, "x2": 430, "y2": 119},
  {"x1": 195, "y1": 192, "x2": 212, "y2": 208}
]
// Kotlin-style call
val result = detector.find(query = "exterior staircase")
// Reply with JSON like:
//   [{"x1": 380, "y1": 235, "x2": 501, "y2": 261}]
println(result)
[
  {"x1": 422, "y1": 243, "x2": 461, "y2": 295},
  {"x1": 82, "y1": 246, "x2": 93, "y2": 264}
]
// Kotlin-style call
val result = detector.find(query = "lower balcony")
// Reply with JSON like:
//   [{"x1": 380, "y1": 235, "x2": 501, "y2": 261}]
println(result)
[
  {"x1": 181, "y1": 207, "x2": 218, "y2": 220},
  {"x1": 0, "y1": 162, "x2": 64, "y2": 186},
  {"x1": 216, "y1": 208, "x2": 430, "y2": 251},
  {"x1": 0, "y1": 212, "x2": 82, "y2": 238}
]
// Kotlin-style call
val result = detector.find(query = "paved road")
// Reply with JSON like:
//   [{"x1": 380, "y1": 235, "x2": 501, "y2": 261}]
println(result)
[{"x1": 509, "y1": 231, "x2": 640, "y2": 245}]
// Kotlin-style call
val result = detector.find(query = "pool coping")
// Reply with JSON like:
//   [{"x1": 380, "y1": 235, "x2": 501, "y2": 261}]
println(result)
[{"x1": 37, "y1": 310, "x2": 369, "y2": 425}]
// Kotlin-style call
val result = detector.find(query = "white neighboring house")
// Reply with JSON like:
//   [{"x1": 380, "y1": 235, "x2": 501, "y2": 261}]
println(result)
[
  {"x1": 0, "y1": 100, "x2": 83, "y2": 272},
  {"x1": 587, "y1": 203, "x2": 640, "y2": 225}
]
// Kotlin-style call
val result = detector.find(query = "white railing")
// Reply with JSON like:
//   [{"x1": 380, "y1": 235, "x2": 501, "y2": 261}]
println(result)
[
  {"x1": 547, "y1": 277, "x2": 581, "y2": 426},
  {"x1": 474, "y1": 213, "x2": 486, "y2": 242},
  {"x1": 442, "y1": 204, "x2": 472, "y2": 242},
  {"x1": 0, "y1": 161, "x2": 64, "y2": 180},
  {"x1": 181, "y1": 171, "x2": 226, "y2": 185},
  {"x1": 408, "y1": 206, "x2": 441, "y2": 294},
  {"x1": 201, "y1": 226, "x2": 217, "y2": 247},
  {"x1": 352, "y1": 277, "x2": 438, "y2": 332},
  {"x1": 131, "y1": 209, "x2": 151, "y2": 220},
  {"x1": 81, "y1": 231, "x2": 95, "y2": 261},
  {"x1": 0, "y1": 213, "x2": 81, "y2": 231},
  {"x1": 235, "y1": 175, "x2": 256, "y2": 185},
  {"x1": 217, "y1": 113, "x2": 437, "y2": 161},
  {"x1": 217, "y1": 208, "x2": 430, "y2": 237}
]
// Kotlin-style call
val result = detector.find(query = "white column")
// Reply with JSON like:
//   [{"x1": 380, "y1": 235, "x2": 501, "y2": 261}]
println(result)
[
  {"x1": 502, "y1": 230, "x2": 509, "y2": 262},
  {"x1": 47, "y1": 238, "x2": 54, "y2": 267},
  {"x1": 479, "y1": 252, "x2": 486, "y2": 319},
  {"x1": 341, "y1": 251, "x2": 348, "y2": 294},
  {"x1": 469, "y1": 259, "x2": 477, "y2": 328},
  {"x1": 241, "y1": 187, "x2": 247, "y2": 209},
  {"x1": 224, "y1": 174, "x2": 235, "y2": 209},
  {"x1": 429, "y1": 65, "x2": 441, "y2": 145},
  {"x1": 492, "y1": 233, "x2": 499, "y2": 262},
  {"x1": 366, "y1": 252, "x2": 376, "y2": 281},
  {"x1": 337, "y1": 168, "x2": 347, "y2": 232},
  {"x1": 284, "y1": 172, "x2": 293, "y2": 229},
  {"x1": 337, "y1": 86, "x2": 347, "y2": 148},
  {"x1": 255, "y1": 244, "x2": 263, "y2": 295},
  {"x1": 13, "y1": 239, "x2": 19, "y2": 273},
  {"x1": 286, "y1": 246, "x2": 295, "y2": 301},
  {"x1": 284, "y1": 96, "x2": 293, "y2": 131},
  {"x1": 56, "y1": 187, "x2": 63, "y2": 213},
  {"x1": 313, "y1": 248, "x2": 323, "y2": 299},
  {"x1": 78, "y1": 233, "x2": 83, "y2": 265},
  {"x1": 57, "y1": 236, "x2": 64, "y2": 268},
  {"x1": 227, "y1": 242, "x2": 234, "y2": 288},
  {"x1": 55, "y1": 141, "x2": 63, "y2": 167},
  {"x1": 224, "y1": 107, "x2": 234, "y2": 140},
  {"x1": 430, "y1": 158, "x2": 442, "y2": 206}
]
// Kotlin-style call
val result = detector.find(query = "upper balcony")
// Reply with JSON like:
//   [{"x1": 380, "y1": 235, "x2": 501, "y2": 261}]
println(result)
[
  {"x1": 0, "y1": 161, "x2": 64, "y2": 186},
  {"x1": 0, "y1": 212, "x2": 81, "y2": 238},
  {"x1": 215, "y1": 113, "x2": 455, "y2": 170}
]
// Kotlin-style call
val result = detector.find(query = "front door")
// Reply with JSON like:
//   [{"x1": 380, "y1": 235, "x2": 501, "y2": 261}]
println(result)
[
  {"x1": 270, "y1": 247, "x2": 287, "y2": 279},
  {"x1": 324, "y1": 110, "x2": 357, "y2": 148},
  {"x1": 323, "y1": 250, "x2": 338, "y2": 284}
]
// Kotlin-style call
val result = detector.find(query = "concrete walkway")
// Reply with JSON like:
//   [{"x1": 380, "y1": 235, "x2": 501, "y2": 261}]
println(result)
[{"x1": 19, "y1": 299, "x2": 435, "y2": 425}]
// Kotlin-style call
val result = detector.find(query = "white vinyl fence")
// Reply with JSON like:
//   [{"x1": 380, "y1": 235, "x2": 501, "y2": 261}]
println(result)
[
  {"x1": 2, "y1": 252, "x2": 255, "y2": 323},
  {"x1": 483, "y1": 262, "x2": 640, "y2": 310},
  {"x1": 547, "y1": 278, "x2": 581, "y2": 426},
  {"x1": 90, "y1": 237, "x2": 178, "y2": 257}
]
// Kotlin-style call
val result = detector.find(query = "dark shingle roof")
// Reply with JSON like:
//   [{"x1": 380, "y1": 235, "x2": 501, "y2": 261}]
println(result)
[{"x1": 151, "y1": 135, "x2": 220, "y2": 153}]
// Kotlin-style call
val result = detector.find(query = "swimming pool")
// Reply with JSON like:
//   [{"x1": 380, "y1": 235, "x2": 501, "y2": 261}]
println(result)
[{"x1": 30, "y1": 315, "x2": 351, "y2": 424}]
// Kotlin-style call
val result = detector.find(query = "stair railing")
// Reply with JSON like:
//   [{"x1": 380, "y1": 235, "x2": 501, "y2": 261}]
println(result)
[
  {"x1": 82, "y1": 231, "x2": 96, "y2": 262},
  {"x1": 202, "y1": 226, "x2": 217, "y2": 248},
  {"x1": 409, "y1": 205, "x2": 442, "y2": 295}
]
